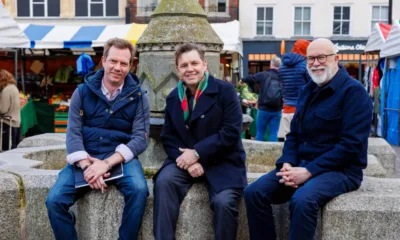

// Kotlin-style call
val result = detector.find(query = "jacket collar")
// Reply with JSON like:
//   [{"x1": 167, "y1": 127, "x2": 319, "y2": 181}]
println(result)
[
  {"x1": 166, "y1": 74, "x2": 221, "y2": 142},
  {"x1": 84, "y1": 68, "x2": 141, "y2": 103},
  {"x1": 167, "y1": 73, "x2": 219, "y2": 99},
  {"x1": 305, "y1": 65, "x2": 348, "y2": 93}
]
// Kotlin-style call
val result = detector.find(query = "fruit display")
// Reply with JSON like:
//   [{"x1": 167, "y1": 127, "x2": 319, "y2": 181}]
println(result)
[{"x1": 19, "y1": 92, "x2": 30, "y2": 107}]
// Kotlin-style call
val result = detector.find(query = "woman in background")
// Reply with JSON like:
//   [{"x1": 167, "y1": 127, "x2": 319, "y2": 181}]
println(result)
[{"x1": 0, "y1": 69, "x2": 21, "y2": 150}]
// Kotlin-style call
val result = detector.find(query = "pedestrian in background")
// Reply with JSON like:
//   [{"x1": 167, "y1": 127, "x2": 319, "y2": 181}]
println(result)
[
  {"x1": 241, "y1": 57, "x2": 283, "y2": 142},
  {"x1": 0, "y1": 69, "x2": 20, "y2": 150},
  {"x1": 278, "y1": 39, "x2": 310, "y2": 139}
]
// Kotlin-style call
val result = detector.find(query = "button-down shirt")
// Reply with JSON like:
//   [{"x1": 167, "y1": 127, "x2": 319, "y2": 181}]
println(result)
[{"x1": 101, "y1": 79, "x2": 124, "y2": 101}]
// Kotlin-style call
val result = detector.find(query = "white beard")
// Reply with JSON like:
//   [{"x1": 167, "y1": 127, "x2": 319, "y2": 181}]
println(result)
[{"x1": 307, "y1": 64, "x2": 335, "y2": 86}]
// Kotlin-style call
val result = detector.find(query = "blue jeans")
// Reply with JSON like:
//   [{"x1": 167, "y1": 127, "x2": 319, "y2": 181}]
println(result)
[
  {"x1": 46, "y1": 160, "x2": 148, "y2": 240},
  {"x1": 244, "y1": 168, "x2": 359, "y2": 240},
  {"x1": 256, "y1": 109, "x2": 282, "y2": 142}
]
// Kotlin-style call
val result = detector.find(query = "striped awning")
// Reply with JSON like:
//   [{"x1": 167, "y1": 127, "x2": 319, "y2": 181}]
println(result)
[
  {"x1": 18, "y1": 23, "x2": 148, "y2": 49},
  {"x1": 365, "y1": 22, "x2": 392, "y2": 53}
]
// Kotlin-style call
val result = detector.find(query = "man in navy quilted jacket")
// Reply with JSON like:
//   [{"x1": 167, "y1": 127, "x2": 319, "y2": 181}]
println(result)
[
  {"x1": 244, "y1": 38, "x2": 372, "y2": 240},
  {"x1": 46, "y1": 38, "x2": 150, "y2": 240},
  {"x1": 278, "y1": 39, "x2": 311, "y2": 139}
]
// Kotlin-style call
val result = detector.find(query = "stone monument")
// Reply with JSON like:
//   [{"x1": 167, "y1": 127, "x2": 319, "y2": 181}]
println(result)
[{"x1": 136, "y1": 0, "x2": 224, "y2": 115}]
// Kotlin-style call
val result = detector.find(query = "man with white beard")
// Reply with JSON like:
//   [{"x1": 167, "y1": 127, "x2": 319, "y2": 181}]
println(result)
[{"x1": 244, "y1": 38, "x2": 373, "y2": 240}]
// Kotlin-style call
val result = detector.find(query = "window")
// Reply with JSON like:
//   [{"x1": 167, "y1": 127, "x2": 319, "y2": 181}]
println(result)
[
  {"x1": 333, "y1": 6, "x2": 350, "y2": 35},
  {"x1": 75, "y1": 0, "x2": 118, "y2": 17},
  {"x1": 140, "y1": 0, "x2": 158, "y2": 12},
  {"x1": 294, "y1": 7, "x2": 311, "y2": 35},
  {"x1": 371, "y1": 6, "x2": 389, "y2": 30},
  {"x1": 17, "y1": 0, "x2": 60, "y2": 17},
  {"x1": 256, "y1": 7, "x2": 273, "y2": 35},
  {"x1": 208, "y1": 0, "x2": 227, "y2": 13}
]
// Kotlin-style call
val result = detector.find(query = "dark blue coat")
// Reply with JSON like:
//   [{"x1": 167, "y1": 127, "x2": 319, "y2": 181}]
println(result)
[
  {"x1": 278, "y1": 53, "x2": 310, "y2": 107},
  {"x1": 276, "y1": 66, "x2": 372, "y2": 186},
  {"x1": 157, "y1": 75, "x2": 247, "y2": 192}
]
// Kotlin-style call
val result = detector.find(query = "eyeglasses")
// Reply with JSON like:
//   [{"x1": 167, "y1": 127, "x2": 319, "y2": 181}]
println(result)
[{"x1": 306, "y1": 54, "x2": 336, "y2": 64}]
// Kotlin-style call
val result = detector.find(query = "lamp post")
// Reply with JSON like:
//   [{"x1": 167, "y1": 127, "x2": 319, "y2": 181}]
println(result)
[{"x1": 389, "y1": 0, "x2": 392, "y2": 24}]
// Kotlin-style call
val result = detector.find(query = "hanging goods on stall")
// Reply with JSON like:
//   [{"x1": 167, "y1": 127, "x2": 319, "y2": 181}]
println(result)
[{"x1": 76, "y1": 53, "x2": 95, "y2": 76}]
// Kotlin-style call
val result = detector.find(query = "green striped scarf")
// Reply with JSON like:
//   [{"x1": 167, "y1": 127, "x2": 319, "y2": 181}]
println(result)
[{"x1": 177, "y1": 72, "x2": 209, "y2": 123}]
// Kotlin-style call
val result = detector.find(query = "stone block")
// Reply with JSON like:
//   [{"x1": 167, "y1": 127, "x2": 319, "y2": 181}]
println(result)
[
  {"x1": 367, "y1": 138, "x2": 397, "y2": 176},
  {"x1": 323, "y1": 177, "x2": 400, "y2": 240},
  {"x1": 242, "y1": 139, "x2": 283, "y2": 166},
  {"x1": 18, "y1": 133, "x2": 66, "y2": 148},
  {"x1": 364, "y1": 154, "x2": 387, "y2": 177},
  {"x1": 22, "y1": 174, "x2": 58, "y2": 240},
  {"x1": 0, "y1": 172, "x2": 22, "y2": 240}
]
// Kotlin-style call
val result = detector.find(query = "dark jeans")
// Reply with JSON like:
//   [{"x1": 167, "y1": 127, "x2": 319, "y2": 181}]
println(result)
[
  {"x1": 1, "y1": 122, "x2": 19, "y2": 151},
  {"x1": 153, "y1": 163, "x2": 243, "y2": 240},
  {"x1": 46, "y1": 160, "x2": 148, "y2": 240},
  {"x1": 244, "y1": 169, "x2": 359, "y2": 240}
]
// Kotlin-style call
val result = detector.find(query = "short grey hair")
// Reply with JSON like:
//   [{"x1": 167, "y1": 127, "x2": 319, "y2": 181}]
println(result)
[{"x1": 271, "y1": 57, "x2": 281, "y2": 68}]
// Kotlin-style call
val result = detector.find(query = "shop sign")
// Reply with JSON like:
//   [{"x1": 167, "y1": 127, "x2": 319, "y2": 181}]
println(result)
[{"x1": 334, "y1": 43, "x2": 365, "y2": 52}]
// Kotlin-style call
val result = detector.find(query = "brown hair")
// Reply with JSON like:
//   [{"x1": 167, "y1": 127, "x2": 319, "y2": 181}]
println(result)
[
  {"x1": 0, "y1": 69, "x2": 17, "y2": 91},
  {"x1": 175, "y1": 43, "x2": 206, "y2": 66},
  {"x1": 103, "y1": 38, "x2": 136, "y2": 63}
]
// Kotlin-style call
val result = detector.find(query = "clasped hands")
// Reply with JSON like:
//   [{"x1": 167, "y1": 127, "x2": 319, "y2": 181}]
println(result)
[
  {"x1": 276, "y1": 163, "x2": 312, "y2": 188},
  {"x1": 176, "y1": 148, "x2": 204, "y2": 178},
  {"x1": 80, "y1": 156, "x2": 111, "y2": 192}
]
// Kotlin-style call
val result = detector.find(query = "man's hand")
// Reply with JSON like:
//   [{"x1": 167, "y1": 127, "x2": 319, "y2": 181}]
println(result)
[
  {"x1": 188, "y1": 163, "x2": 204, "y2": 178},
  {"x1": 84, "y1": 155, "x2": 111, "y2": 185},
  {"x1": 276, "y1": 167, "x2": 312, "y2": 188},
  {"x1": 176, "y1": 148, "x2": 199, "y2": 170},
  {"x1": 239, "y1": 80, "x2": 245, "y2": 86}
]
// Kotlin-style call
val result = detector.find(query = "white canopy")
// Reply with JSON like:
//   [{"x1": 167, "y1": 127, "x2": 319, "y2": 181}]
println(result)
[
  {"x1": 365, "y1": 22, "x2": 391, "y2": 52},
  {"x1": 380, "y1": 22, "x2": 400, "y2": 58},
  {"x1": 211, "y1": 20, "x2": 242, "y2": 56},
  {"x1": 0, "y1": 2, "x2": 29, "y2": 48}
]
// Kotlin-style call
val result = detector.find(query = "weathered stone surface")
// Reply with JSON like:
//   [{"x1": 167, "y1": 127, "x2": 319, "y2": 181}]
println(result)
[
  {"x1": 367, "y1": 137, "x2": 397, "y2": 176},
  {"x1": 0, "y1": 172, "x2": 22, "y2": 240},
  {"x1": 137, "y1": 0, "x2": 223, "y2": 47},
  {"x1": 247, "y1": 163, "x2": 274, "y2": 173},
  {"x1": 242, "y1": 139, "x2": 283, "y2": 166},
  {"x1": 323, "y1": 177, "x2": 400, "y2": 240},
  {"x1": 364, "y1": 154, "x2": 387, "y2": 177},
  {"x1": 22, "y1": 174, "x2": 58, "y2": 240},
  {"x1": 18, "y1": 133, "x2": 66, "y2": 148}
]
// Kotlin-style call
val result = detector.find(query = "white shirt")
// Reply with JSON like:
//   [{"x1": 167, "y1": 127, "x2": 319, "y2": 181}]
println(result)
[{"x1": 66, "y1": 79, "x2": 134, "y2": 164}]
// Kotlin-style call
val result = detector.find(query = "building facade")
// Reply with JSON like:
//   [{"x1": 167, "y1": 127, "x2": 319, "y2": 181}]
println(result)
[
  {"x1": 240, "y1": 0, "x2": 398, "y2": 77},
  {"x1": 4, "y1": 0, "x2": 126, "y2": 25},
  {"x1": 126, "y1": 0, "x2": 238, "y2": 24},
  {"x1": 126, "y1": 0, "x2": 241, "y2": 82}
]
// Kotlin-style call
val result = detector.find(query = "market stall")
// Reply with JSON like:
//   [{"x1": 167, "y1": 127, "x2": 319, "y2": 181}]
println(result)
[
  {"x1": 379, "y1": 21, "x2": 400, "y2": 145},
  {"x1": 364, "y1": 22, "x2": 391, "y2": 137}
]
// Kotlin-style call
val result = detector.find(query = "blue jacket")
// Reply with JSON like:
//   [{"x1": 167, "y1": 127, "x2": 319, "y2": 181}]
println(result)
[
  {"x1": 156, "y1": 75, "x2": 247, "y2": 192},
  {"x1": 66, "y1": 69, "x2": 150, "y2": 161},
  {"x1": 242, "y1": 69, "x2": 282, "y2": 112},
  {"x1": 276, "y1": 66, "x2": 372, "y2": 186},
  {"x1": 278, "y1": 53, "x2": 310, "y2": 107}
]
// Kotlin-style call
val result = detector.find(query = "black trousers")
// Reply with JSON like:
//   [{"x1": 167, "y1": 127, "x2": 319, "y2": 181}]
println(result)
[
  {"x1": 153, "y1": 163, "x2": 243, "y2": 240},
  {"x1": 1, "y1": 123, "x2": 20, "y2": 151}
]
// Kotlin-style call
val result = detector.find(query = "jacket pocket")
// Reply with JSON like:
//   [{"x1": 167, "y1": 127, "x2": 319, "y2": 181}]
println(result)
[
  {"x1": 315, "y1": 107, "x2": 342, "y2": 120},
  {"x1": 314, "y1": 107, "x2": 342, "y2": 142}
]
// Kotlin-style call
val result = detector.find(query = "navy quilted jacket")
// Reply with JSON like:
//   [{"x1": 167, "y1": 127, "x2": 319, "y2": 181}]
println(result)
[{"x1": 278, "y1": 53, "x2": 310, "y2": 107}]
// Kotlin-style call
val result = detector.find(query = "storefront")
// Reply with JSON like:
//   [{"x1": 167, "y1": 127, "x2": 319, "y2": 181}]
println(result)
[{"x1": 242, "y1": 39, "x2": 379, "y2": 80}]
